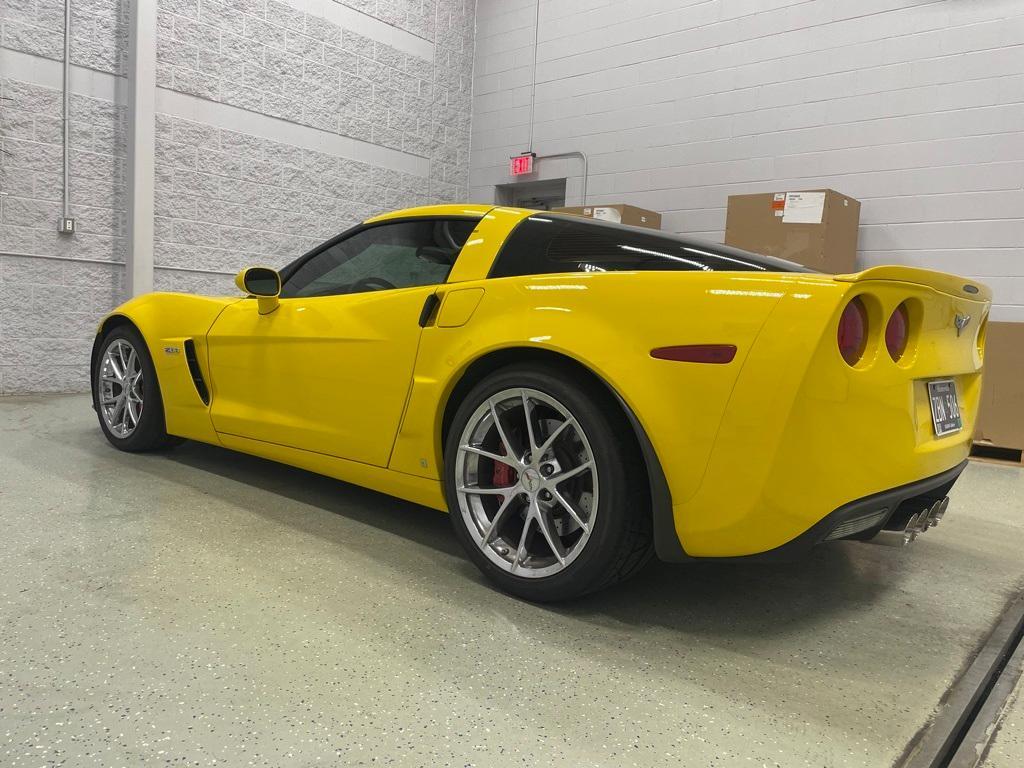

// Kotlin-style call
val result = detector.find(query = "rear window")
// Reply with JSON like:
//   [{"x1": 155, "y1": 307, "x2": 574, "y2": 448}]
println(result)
[{"x1": 488, "y1": 214, "x2": 813, "y2": 278}]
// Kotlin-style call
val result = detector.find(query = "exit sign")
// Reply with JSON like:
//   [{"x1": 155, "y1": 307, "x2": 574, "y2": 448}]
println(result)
[{"x1": 510, "y1": 153, "x2": 535, "y2": 176}]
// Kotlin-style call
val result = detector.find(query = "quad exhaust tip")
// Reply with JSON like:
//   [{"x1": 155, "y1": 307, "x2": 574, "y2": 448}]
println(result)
[
  {"x1": 929, "y1": 496, "x2": 949, "y2": 528},
  {"x1": 870, "y1": 496, "x2": 949, "y2": 547}
]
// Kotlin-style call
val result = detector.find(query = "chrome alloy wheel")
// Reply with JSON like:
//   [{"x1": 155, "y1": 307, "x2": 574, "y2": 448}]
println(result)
[
  {"x1": 455, "y1": 387, "x2": 599, "y2": 578},
  {"x1": 98, "y1": 339, "x2": 144, "y2": 438}
]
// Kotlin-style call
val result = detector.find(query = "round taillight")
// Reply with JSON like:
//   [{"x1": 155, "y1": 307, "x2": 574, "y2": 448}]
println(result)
[
  {"x1": 885, "y1": 303, "x2": 910, "y2": 361},
  {"x1": 837, "y1": 297, "x2": 868, "y2": 366}
]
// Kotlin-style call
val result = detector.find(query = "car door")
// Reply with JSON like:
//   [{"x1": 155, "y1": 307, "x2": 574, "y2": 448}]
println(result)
[{"x1": 206, "y1": 217, "x2": 479, "y2": 467}]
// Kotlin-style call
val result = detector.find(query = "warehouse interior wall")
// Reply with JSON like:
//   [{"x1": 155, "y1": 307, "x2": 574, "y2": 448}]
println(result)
[
  {"x1": 470, "y1": 0, "x2": 1024, "y2": 321},
  {"x1": 0, "y1": 0, "x2": 475, "y2": 393},
  {"x1": 4, "y1": 1, "x2": 1024, "y2": 394}
]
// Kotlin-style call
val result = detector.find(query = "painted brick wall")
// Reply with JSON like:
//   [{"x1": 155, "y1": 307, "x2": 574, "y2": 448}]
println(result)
[
  {"x1": 1, "y1": 77, "x2": 127, "y2": 263},
  {"x1": 0, "y1": 74, "x2": 127, "y2": 392},
  {"x1": 155, "y1": 3, "x2": 435, "y2": 155},
  {"x1": 1, "y1": 0, "x2": 476, "y2": 393},
  {"x1": 1, "y1": 0, "x2": 129, "y2": 392},
  {"x1": 471, "y1": 0, "x2": 1024, "y2": 321},
  {"x1": 2, "y1": 0, "x2": 128, "y2": 75},
  {"x1": 333, "y1": 0, "x2": 436, "y2": 39},
  {"x1": 151, "y1": 0, "x2": 474, "y2": 204},
  {"x1": 151, "y1": 112, "x2": 430, "y2": 295}
]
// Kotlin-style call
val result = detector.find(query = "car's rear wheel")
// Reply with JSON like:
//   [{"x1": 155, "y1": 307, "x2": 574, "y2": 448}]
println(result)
[
  {"x1": 444, "y1": 364, "x2": 652, "y2": 601},
  {"x1": 94, "y1": 325, "x2": 180, "y2": 452}
]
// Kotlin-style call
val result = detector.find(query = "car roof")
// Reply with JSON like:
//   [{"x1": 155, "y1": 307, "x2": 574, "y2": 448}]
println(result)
[
  {"x1": 364, "y1": 204, "x2": 496, "y2": 223},
  {"x1": 361, "y1": 205, "x2": 812, "y2": 273}
]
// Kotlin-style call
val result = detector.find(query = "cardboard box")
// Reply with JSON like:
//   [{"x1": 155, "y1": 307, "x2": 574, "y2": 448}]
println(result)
[
  {"x1": 974, "y1": 322, "x2": 1024, "y2": 451},
  {"x1": 724, "y1": 189, "x2": 860, "y2": 273},
  {"x1": 553, "y1": 204, "x2": 662, "y2": 230}
]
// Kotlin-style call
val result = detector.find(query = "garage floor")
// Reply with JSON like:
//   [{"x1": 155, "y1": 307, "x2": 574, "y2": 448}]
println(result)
[
  {"x1": 985, "y1": 675, "x2": 1024, "y2": 767},
  {"x1": 1, "y1": 395, "x2": 1023, "y2": 767}
]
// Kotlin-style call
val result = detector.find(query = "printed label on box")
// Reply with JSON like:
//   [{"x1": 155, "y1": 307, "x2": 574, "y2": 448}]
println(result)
[
  {"x1": 782, "y1": 191, "x2": 826, "y2": 224},
  {"x1": 591, "y1": 207, "x2": 622, "y2": 223}
]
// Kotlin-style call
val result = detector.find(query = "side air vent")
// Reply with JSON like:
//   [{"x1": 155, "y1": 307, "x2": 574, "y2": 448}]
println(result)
[{"x1": 183, "y1": 339, "x2": 210, "y2": 405}]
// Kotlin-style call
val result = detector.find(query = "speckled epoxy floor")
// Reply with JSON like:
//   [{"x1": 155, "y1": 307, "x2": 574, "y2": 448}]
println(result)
[
  {"x1": 1, "y1": 395, "x2": 1023, "y2": 767},
  {"x1": 983, "y1": 673, "x2": 1024, "y2": 768}
]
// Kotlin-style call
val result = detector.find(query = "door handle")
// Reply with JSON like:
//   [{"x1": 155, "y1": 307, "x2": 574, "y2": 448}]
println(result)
[{"x1": 418, "y1": 293, "x2": 441, "y2": 327}]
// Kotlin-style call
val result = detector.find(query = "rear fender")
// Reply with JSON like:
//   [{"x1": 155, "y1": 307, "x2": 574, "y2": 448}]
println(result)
[
  {"x1": 389, "y1": 272, "x2": 787, "y2": 516},
  {"x1": 677, "y1": 273, "x2": 990, "y2": 557}
]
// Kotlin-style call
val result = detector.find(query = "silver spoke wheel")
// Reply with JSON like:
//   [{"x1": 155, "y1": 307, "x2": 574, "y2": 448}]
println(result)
[
  {"x1": 98, "y1": 339, "x2": 144, "y2": 439},
  {"x1": 455, "y1": 387, "x2": 599, "y2": 578}
]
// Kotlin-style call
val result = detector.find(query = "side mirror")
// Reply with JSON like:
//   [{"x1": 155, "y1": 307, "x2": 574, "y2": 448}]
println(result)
[{"x1": 235, "y1": 267, "x2": 281, "y2": 315}]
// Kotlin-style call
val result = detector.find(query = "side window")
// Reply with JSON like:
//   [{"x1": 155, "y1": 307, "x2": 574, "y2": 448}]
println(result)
[
  {"x1": 281, "y1": 218, "x2": 478, "y2": 298},
  {"x1": 489, "y1": 215, "x2": 808, "y2": 277}
]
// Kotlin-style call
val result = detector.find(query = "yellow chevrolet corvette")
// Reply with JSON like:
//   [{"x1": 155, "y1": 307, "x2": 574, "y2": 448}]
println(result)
[{"x1": 91, "y1": 204, "x2": 990, "y2": 600}]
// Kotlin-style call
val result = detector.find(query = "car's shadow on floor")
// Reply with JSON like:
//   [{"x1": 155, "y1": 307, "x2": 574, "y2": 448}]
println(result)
[
  {"x1": 159, "y1": 438, "x2": 464, "y2": 556},
  {"x1": 35, "y1": 421, "x2": 898, "y2": 642},
  {"x1": 163, "y1": 438, "x2": 901, "y2": 626}
]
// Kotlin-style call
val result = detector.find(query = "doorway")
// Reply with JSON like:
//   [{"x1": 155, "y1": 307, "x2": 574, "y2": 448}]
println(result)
[{"x1": 494, "y1": 178, "x2": 567, "y2": 210}]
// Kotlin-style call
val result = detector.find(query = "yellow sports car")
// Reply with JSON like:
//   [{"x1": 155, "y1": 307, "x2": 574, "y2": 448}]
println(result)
[{"x1": 91, "y1": 204, "x2": 990, "y2": 600}]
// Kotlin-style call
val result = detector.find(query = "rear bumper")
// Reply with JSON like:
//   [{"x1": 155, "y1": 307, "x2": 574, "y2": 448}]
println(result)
[{"x1": 656, "y1": 460, "x2": 967, "y2": 562}]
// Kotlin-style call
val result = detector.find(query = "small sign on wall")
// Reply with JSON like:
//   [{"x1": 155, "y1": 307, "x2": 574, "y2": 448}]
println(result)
[{"x1": 510, "y1": 153, "x2": 535, "y2": 176}]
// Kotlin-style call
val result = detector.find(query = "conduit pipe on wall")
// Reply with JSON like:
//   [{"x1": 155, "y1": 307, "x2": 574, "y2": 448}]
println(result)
[
  {"x1": 535, "y1": 150, "x2": 588, "y2": 206},
  {"x1": 523, "y1": 3, "x2": 589, "y2": 206},
  {"x1": 527, "y1": 0, "x2": 540, "y2": 152},
  {"x1": 62, "y1": 0, "x2": 71, "y2": 226}
]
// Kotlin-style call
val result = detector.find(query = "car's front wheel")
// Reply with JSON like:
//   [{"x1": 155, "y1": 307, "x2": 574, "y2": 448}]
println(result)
[
  {"x1": 93, "y1": 325, "x2": 180, "y2": 452},
  {"x1": 444, "y1": 364, "x2": 652, "y2": 601}
]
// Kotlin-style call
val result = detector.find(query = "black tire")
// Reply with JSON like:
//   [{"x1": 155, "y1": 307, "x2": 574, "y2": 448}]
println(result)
[
  {"x1": 444, "y1": 363, "x2": 653, "y2": 602},
  {"x1": 93, "y1": 324, "x2": 181, "y2": 452}
]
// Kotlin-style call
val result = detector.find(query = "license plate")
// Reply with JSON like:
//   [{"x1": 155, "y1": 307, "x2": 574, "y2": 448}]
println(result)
[{"x1": 927, "y1": 379, "x2": 962, "y2": 437}]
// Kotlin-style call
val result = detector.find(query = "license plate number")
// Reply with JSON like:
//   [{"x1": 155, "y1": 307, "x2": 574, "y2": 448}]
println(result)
[{"x1": 927, "y1": 379, "x2": 962, "y2": 437}]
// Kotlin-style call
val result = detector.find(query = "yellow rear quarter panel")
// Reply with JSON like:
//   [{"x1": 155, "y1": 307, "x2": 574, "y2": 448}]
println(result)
[
  {"x1": 390, "y1": 271, "x2": 789, "y2": 508},
  {"x1": 681, "y1": 278, "x2": 988, "y2": 556}
]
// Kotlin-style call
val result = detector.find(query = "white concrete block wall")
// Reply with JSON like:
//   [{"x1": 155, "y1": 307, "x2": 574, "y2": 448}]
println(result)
[
  {"x1": 1, "y1": 72, "x2": 128, "y2": 392},
  {"x1": 471, "y1": 0, "x2": 1024, "y2": 321},
  {"x1": 1, "y1": 0, "x2": 476, "y2": 393},
  {"x1": 151, "y1": 111, "x2": 431, "y2": 295}
]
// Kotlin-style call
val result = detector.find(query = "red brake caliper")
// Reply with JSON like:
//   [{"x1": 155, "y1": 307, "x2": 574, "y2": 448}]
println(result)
[{"x1": 493, "y1": 445, "x2": 515, "y2": 487}]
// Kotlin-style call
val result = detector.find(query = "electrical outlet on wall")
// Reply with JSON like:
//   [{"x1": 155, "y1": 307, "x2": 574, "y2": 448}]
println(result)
[{"x1": 58, "y1": 217, "x2": 76, "y2": 234}]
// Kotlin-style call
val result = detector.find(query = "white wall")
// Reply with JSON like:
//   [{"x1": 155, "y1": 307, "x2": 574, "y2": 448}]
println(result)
[
  {"x1": 470, "y1": 0, "x2": 1024, "y2": 321},
  {"x1": 1, "y1": 0, "x2": 475, "y2": 393}
]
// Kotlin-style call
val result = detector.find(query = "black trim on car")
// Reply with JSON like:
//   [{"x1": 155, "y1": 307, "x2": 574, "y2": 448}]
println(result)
[
  {"x1": 653, "y1": 460, "x2": 969, "y2": 563},
  {"x1": 418, "y1": 293, "x2": 441, "y2": 327},
  {"x1": 183, "y1": 339, "x2": 210, "y2": 405},
  {"x1": 605, "y1": 389, "x2": 679, "y2": 563},
  {"x1": 487, "y1": 212, "x2": 815, "y2": 279}
]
